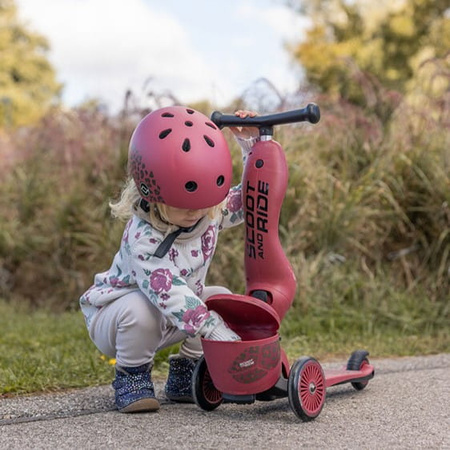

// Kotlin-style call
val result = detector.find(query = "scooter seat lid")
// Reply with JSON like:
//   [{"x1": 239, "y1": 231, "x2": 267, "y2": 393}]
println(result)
[{"x1": 206, "y1": 294, "x2": 280, "y2": 339}]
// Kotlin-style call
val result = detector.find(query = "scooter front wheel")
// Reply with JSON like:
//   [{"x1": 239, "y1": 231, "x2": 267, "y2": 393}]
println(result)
[
  {"x1": 288, "y1": 357, "x2": 326, "y2": 421},
  {"x1": 192, "y1": 356, "x2": 223, "y2": 411}
]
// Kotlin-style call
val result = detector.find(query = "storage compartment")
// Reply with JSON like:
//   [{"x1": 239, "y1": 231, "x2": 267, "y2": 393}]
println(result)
[{"x1": 202, "y1": 294, "x2": 282, "y2": 395}]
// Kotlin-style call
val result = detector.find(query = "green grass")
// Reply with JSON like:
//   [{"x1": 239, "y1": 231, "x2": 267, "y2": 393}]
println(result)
[
  {"x1": 279, "y1": 255, "x2": 449, "y2": 360},
  {"x1": 281, "y1": 331, "x2": 449, "y2": 361},
  {"x1": 1, "y1": 296, "x2": 448, "y2": 396},
  {"x1": 0, "y1": 301, "x2": 177, "y2": 396}
]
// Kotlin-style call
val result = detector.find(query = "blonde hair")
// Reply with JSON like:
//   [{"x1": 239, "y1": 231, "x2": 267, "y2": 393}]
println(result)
[{"x1": 110, "y1": 177, "x2": 223, "y2": 224}]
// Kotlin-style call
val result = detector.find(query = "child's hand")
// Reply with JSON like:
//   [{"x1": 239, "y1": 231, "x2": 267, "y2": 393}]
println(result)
[
  {"x1": 205, "y1": 311, "x2": 241, "y2": 341},
  {"x1": 229, "y1": 110, "x2": 259, "y2": 140}
]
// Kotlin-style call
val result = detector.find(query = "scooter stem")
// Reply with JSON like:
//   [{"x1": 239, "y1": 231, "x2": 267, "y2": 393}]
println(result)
[{"x1": 243, "y1": 136, "x2": 296, "y2": 321}]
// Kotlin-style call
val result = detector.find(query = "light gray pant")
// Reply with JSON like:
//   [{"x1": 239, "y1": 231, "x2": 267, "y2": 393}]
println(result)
[{"x1": 88, "y1": 286, "x2": 230, "y2": 368}]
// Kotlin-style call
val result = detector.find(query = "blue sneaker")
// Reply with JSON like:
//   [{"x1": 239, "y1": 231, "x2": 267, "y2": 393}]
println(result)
[
  {"x1": 165, "y1": 355, "x2": 197, "y2": 403},
  {"x1": 112, "y1": 363, "x2": 160, "y2": 413}
]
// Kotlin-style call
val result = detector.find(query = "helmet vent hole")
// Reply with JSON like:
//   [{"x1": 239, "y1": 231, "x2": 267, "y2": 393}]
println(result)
[
  {"x1": 185, "y1": 181, "x2": 198, "y2": 192},
  {"x1": 185, "y1": 121, "x2": 193, "y2": 127},
  {"x1": 205, "y1": 122, "x2": 217, "y2": 130},
  {"x1": 161, "y1": 112, "x2": 174, "y2": 118},
  {"x1": 216, "y1": 175, "x2": 225, "y2": 186},
  {"x1": 182, "y1": 138, "x2": 191, "y2": 152},
  {"x1": 203, "y1": 135, "x2": 215, "y2": 147},
  {"x1": 159, "y1": 129, "x2": 172, "y2": 139},
  {"x1": 186, "y1": 109, "x2": 195, "y2": 114}
]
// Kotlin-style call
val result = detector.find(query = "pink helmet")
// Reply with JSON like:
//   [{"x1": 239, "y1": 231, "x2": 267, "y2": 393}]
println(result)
[{"x1": 128, "y1": 106, "x2": 232, "y2": 209}]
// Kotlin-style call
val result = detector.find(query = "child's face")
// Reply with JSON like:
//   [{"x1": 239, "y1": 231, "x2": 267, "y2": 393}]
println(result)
[{"x1": 165, "y1": 205, "x2": 211, "y2": 228}]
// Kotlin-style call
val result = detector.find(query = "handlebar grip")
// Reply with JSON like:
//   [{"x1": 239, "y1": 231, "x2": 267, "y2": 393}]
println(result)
[{"x1": 211, "y1": 103, "x2": 320, "y2": 129}]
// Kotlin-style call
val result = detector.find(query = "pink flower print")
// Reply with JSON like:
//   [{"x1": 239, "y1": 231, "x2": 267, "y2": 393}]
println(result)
[
  {"x1": 195, "y1": 280, "x2": 203, "y2": 296},
  {"x1": 182, "y1": 305, "x2": 210, "y2": 334},
  {"x1": 191, "y1": 250, "x2": 199, "y2": 257},
  {"x1": 201, "y1": 225, "x2": 216, "y2": 261},
  {"x1": 150, "y1": 268, "x2": 173, "y2": 293},
  {"x1": 227, "y1": 189, "x2": 242, "y2": 213},
  {"x1": 109, "y1": 276, "x2": 119, "y2": 286},
  {"x1": 109, "y1": 274, "x2": 130, "y2": 288},
  {"x1": 169, "y1": 248, "x2": 179, "y2": 262}
]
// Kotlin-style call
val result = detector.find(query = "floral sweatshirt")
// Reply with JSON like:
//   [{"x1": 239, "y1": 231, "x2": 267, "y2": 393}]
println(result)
[{"x1": 80, "y1": 138, "x2": 254, "y2": 337}]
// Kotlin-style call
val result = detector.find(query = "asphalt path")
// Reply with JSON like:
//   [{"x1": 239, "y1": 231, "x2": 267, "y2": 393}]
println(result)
[{"x1": 1, "y1": 353, "x2": 449, "y2": 449}]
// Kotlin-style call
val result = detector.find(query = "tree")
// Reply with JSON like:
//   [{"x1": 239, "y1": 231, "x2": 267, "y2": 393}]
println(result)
[
  {"x1": 0, "y1": 0, "x2": 61, "y2": 128},
  {"x1": 289, "y1": 0, "x2": 449, "y2": 105}
]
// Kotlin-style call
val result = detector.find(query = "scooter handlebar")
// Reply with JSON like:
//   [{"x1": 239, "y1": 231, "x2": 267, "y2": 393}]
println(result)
[{"x1": 211, "y1": 103, "x2": 320, "y2": 129}]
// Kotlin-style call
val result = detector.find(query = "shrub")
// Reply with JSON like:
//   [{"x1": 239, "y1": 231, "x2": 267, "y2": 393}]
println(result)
[
  {"x1": 0, "y1": 87, "x2": 448, "y2": 342},
  {"x1": 0, "y1": 106, "x2": 135, "y2": 309}
]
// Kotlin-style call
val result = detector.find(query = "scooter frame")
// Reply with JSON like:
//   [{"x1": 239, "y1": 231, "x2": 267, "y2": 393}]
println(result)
[{"x1": 191, "y1": 104, "x2": 375, "y2": 421}]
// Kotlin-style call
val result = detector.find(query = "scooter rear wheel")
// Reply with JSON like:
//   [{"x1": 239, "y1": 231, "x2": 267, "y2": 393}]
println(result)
[
  {"x1": 347, "y1": 350, "x2": 370, "y2": 391},
  {"x1": 192, "y1": 356, "x2": 223, "y2": 411},
  {"x1": 288, "y1": 357, "x2": 326, "y2": 421}
]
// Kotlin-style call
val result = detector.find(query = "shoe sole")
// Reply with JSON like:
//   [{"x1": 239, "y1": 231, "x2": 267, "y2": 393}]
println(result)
[
  {"x1": 119, "y1": 397, "x2": 160, "y2": 413},
  {"x1": 165, "y1": 395, "x2": 194, "y2": 403}
]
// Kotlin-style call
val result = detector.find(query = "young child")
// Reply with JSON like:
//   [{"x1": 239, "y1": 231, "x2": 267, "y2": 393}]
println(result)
[{"x1": 80, "y1": 106, "x2": 258, "y2": 413}]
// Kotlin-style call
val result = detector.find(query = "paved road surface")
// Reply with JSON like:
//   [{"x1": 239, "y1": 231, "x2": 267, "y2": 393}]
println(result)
[{"x1": 1, "y1": 353, "x2": 449, "y2": 449}]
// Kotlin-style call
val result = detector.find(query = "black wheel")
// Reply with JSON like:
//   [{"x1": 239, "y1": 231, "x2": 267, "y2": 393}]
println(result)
[
  {"x1": 288, "y1": 357, "x2": 326, "y2": 421},
  {"x1": 347, "y1": 350, "x2": 370, "y2": 391},
  {"x1": 192, "y1": 356, "x2": 223, "y2": 411}
]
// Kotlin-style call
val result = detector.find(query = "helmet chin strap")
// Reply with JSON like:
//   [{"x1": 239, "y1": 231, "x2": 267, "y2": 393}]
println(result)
[
  {"x1": 139, "y1": 198, "x2": 151, "y2": 213},
  {"x1": 153, "y1": 220, "x2": 201, "y2": 258},
  {"x1": 138, "y1": 197, "x2": 201, "y2": 258}
]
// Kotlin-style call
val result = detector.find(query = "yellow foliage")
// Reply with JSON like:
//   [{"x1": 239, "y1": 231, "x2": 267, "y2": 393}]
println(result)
[
  {"x1": 0, "y1": 0, "x2": 61, "y2": 129},
  {"x1": 390, "y1": 15, "x2": 415, "y2": 37},
  {"x1": 290, "y1": 0, "x2": 450, "y2": 100}
]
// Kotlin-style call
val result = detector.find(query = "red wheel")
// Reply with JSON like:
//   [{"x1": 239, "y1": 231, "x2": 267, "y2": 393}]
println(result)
[
  {"x1": 192, "y1": 356, "x2": 223, "y2": 411},
  {"x1": 288, "y1": 357, "x2": 326, "y2": 421}
]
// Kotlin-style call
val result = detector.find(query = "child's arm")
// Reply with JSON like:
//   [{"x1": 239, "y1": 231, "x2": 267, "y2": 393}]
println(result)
[
  {"x1": 219, "y1": 110, "x2": 259, "y2": 229},
  {"x1": 130, "y1": 239, "x2": 239, "y2": 340},
  {"x1": 230, "y1": 109, "x2": 260, "y2": 162}
]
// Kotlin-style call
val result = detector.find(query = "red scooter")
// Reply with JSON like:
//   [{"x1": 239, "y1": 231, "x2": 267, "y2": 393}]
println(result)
[{"x1": 192, "y1": 104, "x2": 375, "y2": 421}]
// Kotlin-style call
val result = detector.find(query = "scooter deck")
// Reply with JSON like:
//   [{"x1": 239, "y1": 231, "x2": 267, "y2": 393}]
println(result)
[
  {"x1": 220, "y1": 362, "x2": 375, "y2": 404},
  {"x1": 324, "y1": 364, "x2": 375, "y2": 388}
]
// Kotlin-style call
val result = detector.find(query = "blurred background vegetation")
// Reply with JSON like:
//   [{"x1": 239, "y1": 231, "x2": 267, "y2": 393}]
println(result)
[{"x1": 0, "y1": 0, "x2": 448, "y2": 392}]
